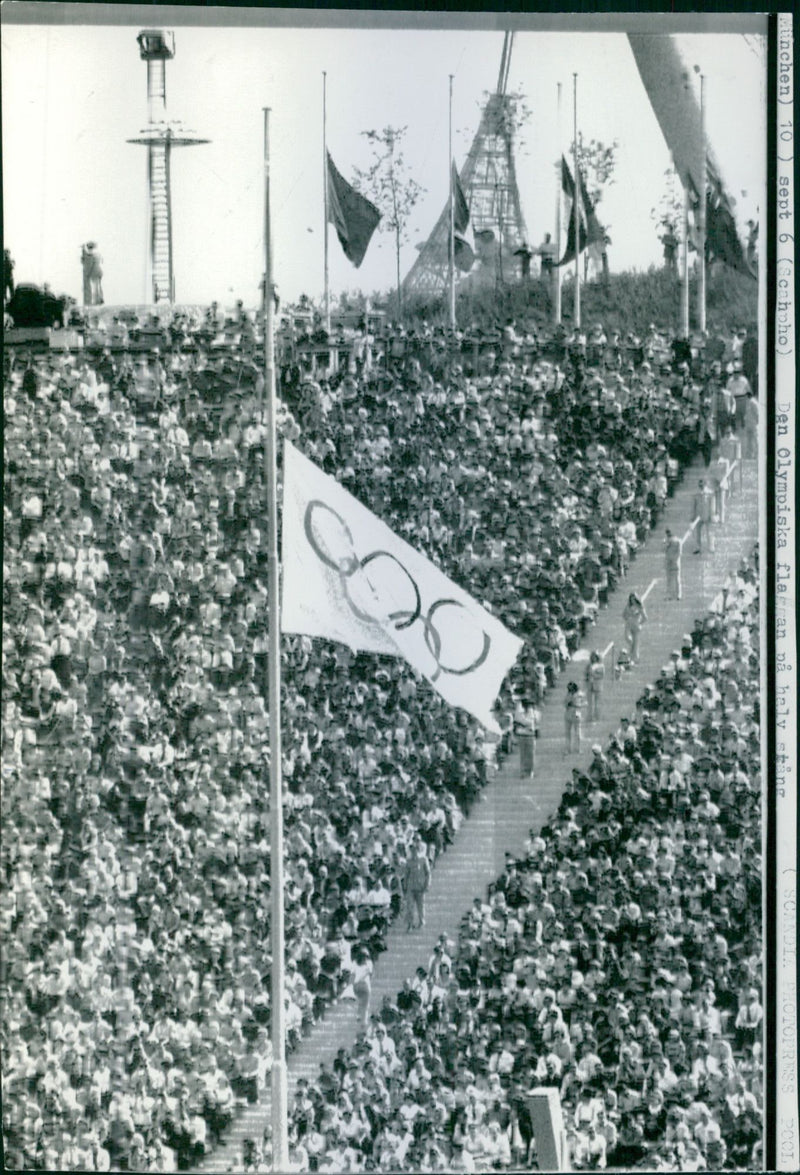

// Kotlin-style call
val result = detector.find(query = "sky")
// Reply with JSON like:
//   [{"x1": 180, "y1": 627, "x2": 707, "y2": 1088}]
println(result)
[{"x1": 2, "y1": 11, "x2": 767, "y2": 308}]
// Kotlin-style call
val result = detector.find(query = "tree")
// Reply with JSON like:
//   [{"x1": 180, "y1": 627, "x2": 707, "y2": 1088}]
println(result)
[
  {"x1": 574, "y1": 133, "x2": 618, "y2": 281},
  {"x1": 473, "y1": 87, "x2": 532, "y2": 149},
  {"x1": 353, "y1": 126, "x2": 425, "y2": 317},
  {"x1": 650, "y1": 167, "x2": 683, "y2": 274}
]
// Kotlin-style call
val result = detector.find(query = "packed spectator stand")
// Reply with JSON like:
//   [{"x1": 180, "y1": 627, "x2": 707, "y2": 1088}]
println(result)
[
  {"x1": 2, "y1": 299, "x2": 760, "y2": 1172},
  {"x1": 279, "y1": 553, "x2": 762, "y2": 1174}
]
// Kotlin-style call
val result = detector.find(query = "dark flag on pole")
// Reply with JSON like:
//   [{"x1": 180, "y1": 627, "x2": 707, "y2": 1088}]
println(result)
[
  {"x1": 326, "y1": 152, "x2": 381, "y2": 267},
  {"x1": 704, "y1": 160, "x2": 756, "y2": 279},
  {"x1": 627, "y1": 34, "x2": 754, "y2": 281},
  {"x1": 453, "y1": 236, "x2": 475, "y2": 272},
  {"x1": 556, "y1": 156, "x2": 605, "y2": 267},
  {"x1": 451, "y1": 162, "x2": 475, "y2": 272},
  {"x1": 452, "y1": 162, "x2": 470, "y2": 234}
]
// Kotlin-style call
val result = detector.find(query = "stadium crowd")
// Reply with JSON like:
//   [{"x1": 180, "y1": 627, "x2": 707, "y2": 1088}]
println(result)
[
  {"x1": 2, "y1": 300, "x2": 759, "y2": 1172},
  {"x1": 280, "y1": 553, "x2": 762, "y2": 1174}
]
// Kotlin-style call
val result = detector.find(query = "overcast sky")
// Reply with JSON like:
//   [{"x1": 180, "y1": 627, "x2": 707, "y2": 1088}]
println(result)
[{"x1": 2, "y1": 12, "x2": 766, "y2": 307}]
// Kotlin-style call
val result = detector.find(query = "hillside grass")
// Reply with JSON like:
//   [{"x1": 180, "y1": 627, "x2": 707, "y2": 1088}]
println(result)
[{"x1": 400, "y1": 264, "x2": 758, "y2": 337}]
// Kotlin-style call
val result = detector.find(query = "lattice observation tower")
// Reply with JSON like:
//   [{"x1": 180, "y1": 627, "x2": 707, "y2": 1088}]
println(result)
[
  {"x1": 127, "y1": 30, "x2": 209, "y2": 305},
  {"x1": 403, "y1": 32, "x2": 529, "y2": 299}
]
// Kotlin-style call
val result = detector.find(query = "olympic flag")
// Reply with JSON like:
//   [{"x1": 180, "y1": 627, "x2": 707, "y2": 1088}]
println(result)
[{"x1": 281, "y1": 441, "x2": 523, "y2": 732}]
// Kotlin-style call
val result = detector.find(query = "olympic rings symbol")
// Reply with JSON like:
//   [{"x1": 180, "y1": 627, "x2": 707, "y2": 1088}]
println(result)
[{"x1": 303, "y1": 499, "x2": 491, "y2": 683}]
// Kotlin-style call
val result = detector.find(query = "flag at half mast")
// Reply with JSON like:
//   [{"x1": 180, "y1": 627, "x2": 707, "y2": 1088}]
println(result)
[
  {"x1": 326, "y1": 152, "x2": 381, "y2": 268},
  {"x1": 451, "y1": 161, "x2": 475, "y2": 272},
  {"x1": 556, "y1": 156, "x2": 606, "y2": 267},
  {"x1": 281, "y1": 441, "x2": 522, "y2": 733},
  {"x1": 627, "y1": 33, "x2": 755, "y2": 278}
]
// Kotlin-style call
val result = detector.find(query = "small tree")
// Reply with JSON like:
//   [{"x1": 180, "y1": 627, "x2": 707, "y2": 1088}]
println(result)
[
  {"x1": 354, "y1": 126, "x2": 425, "y2": 317},
  {"x1": 474, "y1": 87, "x2": 532, "y2": 150},
  {"x1": 575, "y1": 133, "x2": 618, "y2": 281},
  {"x1": 650, "y1": 167, "x2": 683, "y2": 274}
]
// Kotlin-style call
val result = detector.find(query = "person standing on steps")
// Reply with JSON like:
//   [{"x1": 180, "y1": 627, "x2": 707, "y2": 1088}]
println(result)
[
  {"x1": 727, "y1": 360, "x2": 752, "y2": 432},
  {"x1": 564, "y1": 681, "x2": 586, "y2": 755},
  {"x1": 622, "y1": 592, "x2": 648, "y2": 665},
  {"x1": 692, "y1": 478, "x2": 717, "y2": 554},
  {"x1": 743, "y1": 392, "x2": 759, "y2": 460},
  {"x1": 697, "y1": 395, "x2": 717, "y2": 468},
  {"x1": 585, "y1": 651, "x2": 606, "y2": 722},
  {"x1": 514, "y1": 693, "x2": 540, "y2": 778},
  {"x1": 404, "y1": 838, "x2": 431, "y2": 932},
  {"x1": 351, "y1": 944, "x2": 374, "y2": 1028},
  {"x1": 663, "y1": 529, "x2": 683, "y2": 601}
]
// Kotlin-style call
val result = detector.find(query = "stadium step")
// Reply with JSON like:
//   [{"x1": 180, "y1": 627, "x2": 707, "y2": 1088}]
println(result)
[{"x1": 197, "y1": 450, "x2": 759, "y2": 1172}]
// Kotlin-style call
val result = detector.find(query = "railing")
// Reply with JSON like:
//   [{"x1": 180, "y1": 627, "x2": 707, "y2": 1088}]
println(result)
[{"x1": 681, "y1": 516, "x2": 700, "y2": 547}]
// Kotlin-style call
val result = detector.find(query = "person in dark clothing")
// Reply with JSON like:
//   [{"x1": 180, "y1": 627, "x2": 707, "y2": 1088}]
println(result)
[
  {"x1": 741, "y1": 328, "x2": 758, "y2": 396},
  {"x1": 404, "y1": 839, "x2": 432, "y2": 931},
  {"x1": 661, "y1": 228, "x2": 678, "y2": 273},
  {"x1": 4, "y1": 248, "x2": 15, "y2": 303}
]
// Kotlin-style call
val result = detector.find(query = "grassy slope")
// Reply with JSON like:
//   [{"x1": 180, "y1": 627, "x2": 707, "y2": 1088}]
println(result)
[{"x1": 401, "y1": 264, "x2": 758, "y2": 337}]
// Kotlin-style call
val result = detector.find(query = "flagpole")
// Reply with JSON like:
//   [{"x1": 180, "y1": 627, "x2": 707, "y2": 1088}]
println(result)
[
  {"x1": 554, "y1": 81, "x2": 562, "y2": 324},
  {"x1": 681, "y1": 173, "x2": 690, "y2": 339},
  {"x1": 263, "y1": 106, "x2": 288, "y2": 1175},
  {"x1": 698, "y1": 73, "x2": 707, "y2": 333},
  {"x1": 572, "y1": 72, "x2": 580, "y2": 329},
  {"x1": 448, "y1": 74, "x2": 456, "y2": 333},
  {"x1": 323, "y1": 71, "x2": 330, "y2": 334}
]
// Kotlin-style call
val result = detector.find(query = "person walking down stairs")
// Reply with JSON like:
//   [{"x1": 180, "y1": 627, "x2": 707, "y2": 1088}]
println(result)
[
  {"x1": 404, "y1": 838, "x2": 431, "y2": 932},
  {"x1": 622, "y1": 592, "x2": 648, "y2": 665},
  {"x1": 692, "y1": 478, "x2": 717, "y2": 554}
]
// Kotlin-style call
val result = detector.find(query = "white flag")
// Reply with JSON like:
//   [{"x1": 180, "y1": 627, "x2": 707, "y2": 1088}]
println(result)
[{"x1": 281, "y1": 441, "x2": 522, "y2": 732}]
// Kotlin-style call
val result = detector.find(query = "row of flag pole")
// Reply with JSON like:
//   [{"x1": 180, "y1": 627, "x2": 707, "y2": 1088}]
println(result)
[
  {"x1": 316, "y1": 67, "x2": 616, "y2": 334},
  {"x1": 320, "y1": 58, "x2": 752, "y2": 339}
]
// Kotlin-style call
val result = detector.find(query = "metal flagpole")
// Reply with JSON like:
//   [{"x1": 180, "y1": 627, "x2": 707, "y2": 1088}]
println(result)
[
  {"x1": 698, "y1": 73, "x2": 707, "y2": 334},
  {"x1": 554, "y1": 81, "x2": 562, "y2": 324},
  {"x1": 448, "y1": 74, "x2": 456, "y2": 333},
  {"x1": 572, "y1": 72, "x2": 580, "y2": 329},
  {"x1": 323, "y1": 72, "x2": 330, "y2": 334},
  {"x1": 681, "y1": 175, "x2": 690, "y2": 339},
  {"x1": 263, "y1": 106, "x2": 288, "y2": 1174}
]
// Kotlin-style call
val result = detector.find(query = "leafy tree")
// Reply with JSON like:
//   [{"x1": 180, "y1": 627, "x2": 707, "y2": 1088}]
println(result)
[
  {"x1": 575, "y1": 132, "x2": 618, "y2": 210},
  {"x1": 354, "y1": 126, "x2": 425, "y2": 317},
  {"x1": 650, "y1": 167, "x2": 684, "y2": 273},
  {"x1": 574, "y1": 133, "x2": 618, "y2": 280},
  {"x1": 472, "y1": 87, "x2": 532, "y2": 151}
]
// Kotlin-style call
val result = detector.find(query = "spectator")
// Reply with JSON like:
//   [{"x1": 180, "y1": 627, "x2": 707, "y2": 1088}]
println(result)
[
  {"x1": 622, "y1": 592, "x2": 648, "y2": 665},
  {"x1": 350, "y1": 945, "x2": 375, "y2": 1029},
  {"x1": 584, "y1": 651, "x2": 606, "y2": 722},
  {"x1": 404, "y1": 839, "x2": 432, "y2": 932},
  {"x1": 513, "y1": 693, "x2": 540, "y2": 778},
  {"x1": 564, "y1": 681, "x2": 586, "y2": 755},
  {"x1": 692, "y1": 480, "x2": 717, "y2": 554},
  {"x1": 288, "y1": 552, "x2": 761, "y2": 1174},
  {"x1": 663, "y1": 529, "x2": 683, "y2": 602},
  {"x1": 3, "y1": 301, "x2": 752, "y2": 1171}
]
